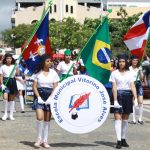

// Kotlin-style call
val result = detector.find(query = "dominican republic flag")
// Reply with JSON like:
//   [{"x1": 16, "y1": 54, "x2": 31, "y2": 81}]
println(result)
[
  {"x1": 123, "y1": 10, "x2": 150, "y2": 59},
  {"x1": 22, "y1": 12, "x2": 53, "y2": 74}
]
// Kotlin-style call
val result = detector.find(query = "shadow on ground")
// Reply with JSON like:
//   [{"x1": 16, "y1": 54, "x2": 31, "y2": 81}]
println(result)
[
  {"x1": 94, "y1": 141, "x2": 115, "y2": 148},
  {"x1": 50, "y1": 142, "x2": 99, "y2": 147}
]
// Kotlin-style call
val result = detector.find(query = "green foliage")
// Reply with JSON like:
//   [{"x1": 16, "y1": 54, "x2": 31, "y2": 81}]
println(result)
[{"x1": 1, "y1": 9, "x2": 150, "y2": 56}]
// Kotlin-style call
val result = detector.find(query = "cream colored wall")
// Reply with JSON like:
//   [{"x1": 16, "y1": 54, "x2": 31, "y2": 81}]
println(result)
[{"x1": 14, "y1": 6, "x2": 44, "y2": 26}]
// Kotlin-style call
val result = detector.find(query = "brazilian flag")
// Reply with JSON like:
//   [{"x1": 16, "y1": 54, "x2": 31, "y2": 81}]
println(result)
[{"x1": 81, "y1": 18, "x2": 111, "y2": 84}]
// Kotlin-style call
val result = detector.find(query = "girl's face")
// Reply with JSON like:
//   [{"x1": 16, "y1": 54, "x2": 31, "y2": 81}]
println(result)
[
  {"x1": 132, "y1": 59, "x2": 139, "y2": 67},
  {"x1": 119, "y1": 59, "x2": 126, "y2": 70},
  {"x1": 6, "y1": 57, "x2": 12, "y2": 65},
  {"x1": 44, "y1": 58, "x2": 51, "y2": 68}
]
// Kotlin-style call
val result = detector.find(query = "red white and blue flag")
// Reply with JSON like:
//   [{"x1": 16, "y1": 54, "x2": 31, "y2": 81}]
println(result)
[
  {"x1": 22, "y1": 12, "x2": 53, "y2": 74},
  {"x1": 123, "y1": 10, "x2": 150, "y2": 59}
]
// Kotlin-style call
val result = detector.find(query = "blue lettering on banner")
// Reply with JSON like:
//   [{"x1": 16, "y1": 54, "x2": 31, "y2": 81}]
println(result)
[
  {"x1": 53, "y1": 102, "x2": 63, "y2": 123},
  {"x1": 97, "y1": 107, "x2": 107, "y2": 122},
  {"x1": 54, "y1": 78, "x2": 76, "y2": 100},
  {"x1": 77, "y1": 77, "x2": 99, "y2": 89}
]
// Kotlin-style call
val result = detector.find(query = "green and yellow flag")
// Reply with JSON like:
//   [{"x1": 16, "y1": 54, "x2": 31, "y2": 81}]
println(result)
[{"x1": 81, "y1": 18, "x2": 111, "y2": 84}]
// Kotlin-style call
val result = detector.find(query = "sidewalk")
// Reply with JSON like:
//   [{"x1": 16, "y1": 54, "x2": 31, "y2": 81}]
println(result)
[{"x1": 0, "y1": 100, "x2": 150, "y2": 150}]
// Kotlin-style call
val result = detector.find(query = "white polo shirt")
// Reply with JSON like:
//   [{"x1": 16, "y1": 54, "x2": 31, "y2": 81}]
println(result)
[
  {"x1": 34, "y1": 69, "x2": 60, "y2": 88},
  {"x1": 109, "y1": 69, "x2": 134, "y2": 90}
]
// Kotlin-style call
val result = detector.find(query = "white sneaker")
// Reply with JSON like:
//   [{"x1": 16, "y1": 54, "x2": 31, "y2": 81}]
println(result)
[
  {"x1": 9, "y1": 116, "x2": 15, "y2": 121},
  {"x1": 2, "y1": 114, "x2": 8, "y2": 121},
  {"x1": 43, "y1": 142, "x2": 50, "y2": 148},
  {"x1": 34, "y1": 139, "x2": 42, "y2": 147}
]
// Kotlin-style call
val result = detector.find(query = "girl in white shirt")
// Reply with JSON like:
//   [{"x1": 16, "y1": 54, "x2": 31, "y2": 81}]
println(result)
[
  {"x1": 129, "y1": 55, "x2": 144, "y2": 124},
  {"x1": 32, "y1": 54, "x2": 59, "y2": 148},
  {"x1": 0, "y1": 53, "x2": 18, "y2": 121},
  {"x1": 110, "y1": 54, "x2": 137, "y2": 149}
]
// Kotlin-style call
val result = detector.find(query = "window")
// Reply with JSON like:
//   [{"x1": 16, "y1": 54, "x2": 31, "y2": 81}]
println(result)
[
  {"x1": 70, "y1": 6, "x2": 73, "y2": 14},
  {"x1": 66, "y1": 5, "x2": 68, "y2": 12},
  {"x1": 50, "y1": 5, "x2": 52, "y2": 13},
  {"x1": 54, "y1": 4, "x2": 57, "y2": 12}
]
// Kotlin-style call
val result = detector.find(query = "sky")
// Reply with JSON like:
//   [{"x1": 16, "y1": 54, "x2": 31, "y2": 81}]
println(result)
[{"x1": 0, "y1": 0, "x2": 15, "y2": 32}]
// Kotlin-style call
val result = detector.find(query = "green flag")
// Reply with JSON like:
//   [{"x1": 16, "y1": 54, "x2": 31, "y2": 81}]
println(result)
[{"x1": 81, "y1": 18, "x2": 111, "y2": 84}]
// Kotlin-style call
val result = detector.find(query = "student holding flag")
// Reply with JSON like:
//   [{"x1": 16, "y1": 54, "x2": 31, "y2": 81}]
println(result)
[
  {"x1": 109, "y1": 54, "x2": 138, "y2": 149},
  {"x1": 32, "y1": 54, "x2": 59, "y2": 148},
  {"x1": 129, "y1": 55, "x2": 144, "y2": 124},
  {"x1": 0, "y1": 53, "x2": 18, "y2": 121},
  {"x1": 56, "y1": 49, "x2": 78, "y2": 81}
]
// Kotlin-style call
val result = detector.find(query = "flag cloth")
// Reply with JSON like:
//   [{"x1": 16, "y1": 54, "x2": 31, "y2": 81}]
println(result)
[
  {"x1": 22, "y1": 12, "x2": 52, "y2": 74},
  {"x1": 81, "y1": 18, "x2": 111, "y2": 84},
  {"x1": 123, "y1": 10, "x2": 150, "y2": 59}
]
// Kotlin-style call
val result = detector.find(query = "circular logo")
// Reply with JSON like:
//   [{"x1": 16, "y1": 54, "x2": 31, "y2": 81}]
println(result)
[
  {"x1": 51, "y1": 75, "x2": 110, "y2": 134},
  {"x1": 97, "y1": 47, "x2": 111, "y2": 64}
]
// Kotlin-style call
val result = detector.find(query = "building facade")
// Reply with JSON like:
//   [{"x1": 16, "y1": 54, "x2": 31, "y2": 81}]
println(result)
[
  {"x1": 11, "y1": 0, "x2": 150, "y2": 27},
  {"x1": 11, "y1": 0, "x2": 105, "y2": 27}
]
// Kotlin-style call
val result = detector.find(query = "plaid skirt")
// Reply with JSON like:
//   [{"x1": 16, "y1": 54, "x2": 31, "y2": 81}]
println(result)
[{"x1": 32, "y1": 87, "x2": 52, "y2": 112}]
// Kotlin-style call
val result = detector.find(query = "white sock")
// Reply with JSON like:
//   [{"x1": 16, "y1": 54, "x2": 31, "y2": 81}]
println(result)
[
  {"x1": 36, "y1": 120, "x2": 43, "y2": 140},
  {"x1": 42, "y1": 121, "x2": 50, "y2": 143},
  {"x1": 121, "y1": 120, "x2": 128, "y2": 139},
  {"x1": 19, "y1": 95, "x2": 24, "y2": 111},
  {"x1": 132, "y1": 106, "x2": 136, "y2": 122},
  {"x1": 115, "y1": 120, "x2": 122, "y2": 141},
  {"x1": 138, "y1": 104, "x2": 143, "y2": 121},
  {"x1": 3, "y1": 100, "x2": 8, "y2": 116},
  {"x1": 9, "y1": 101, "x2": 15, "y2": 117}
]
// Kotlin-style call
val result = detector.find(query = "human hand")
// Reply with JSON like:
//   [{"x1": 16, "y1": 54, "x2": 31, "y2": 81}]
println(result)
[
  {"x1": 37, "y1": 97, "x2": 45, "y2": 104},
  {"x1": 45, "y1": 96, "x2": 52, "y2": 105},
  {"x1": 134, "y1": 98, "x2": 138, "y2": 107},
  {"x1": 114, "y1": 100, "x2": 122, "y2": 108},
  {"x1": 1, "y1": 84, "x2": 6, "y2": 90}
]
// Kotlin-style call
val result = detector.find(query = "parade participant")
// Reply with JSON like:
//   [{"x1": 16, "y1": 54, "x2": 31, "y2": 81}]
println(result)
[
  {"x1": 0, "y1": 53, "x2": 18, "y2": 121},
  {"x1": 56, "y1": 49, "x2": 77, "y2": 81},
  {"x1": 109, "y1": 54, "x2": 137, "y2": 149},
  {"x1": 129, "y1": 55, "x2": 144, "y2": 124},
  {"x1": 32, "y1": 54, "x2": 59, "y2": 148},
  {"x1": 105, "y1": 58, "x2": 116, "y2": 113},
  {"x1": 15, "y1": 59, "x2": 26, "y2": 113}
]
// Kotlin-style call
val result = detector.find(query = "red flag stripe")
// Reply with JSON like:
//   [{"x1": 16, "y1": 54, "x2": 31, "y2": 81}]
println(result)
[
  {"x1": 124, "y1": 23, "x2": 147, "y2": 40},
  {"x1": 130, "y1": 40, "x2": 147, "y2": 59}
]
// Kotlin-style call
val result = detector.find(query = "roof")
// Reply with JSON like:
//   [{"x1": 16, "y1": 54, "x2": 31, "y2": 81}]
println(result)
[{"x1": 77, "y1": 0, "x2": 101, "y2": 3}]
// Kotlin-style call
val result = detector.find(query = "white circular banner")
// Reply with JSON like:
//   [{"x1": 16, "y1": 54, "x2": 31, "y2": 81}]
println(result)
[{"x1": 51, "y1": 75, "x2": 110, "y2": 134}]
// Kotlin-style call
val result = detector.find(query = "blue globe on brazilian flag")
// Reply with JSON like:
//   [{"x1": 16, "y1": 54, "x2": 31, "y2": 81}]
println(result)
[{"x1": 81, "y1": 18, "x2": 111, "y2": 84}]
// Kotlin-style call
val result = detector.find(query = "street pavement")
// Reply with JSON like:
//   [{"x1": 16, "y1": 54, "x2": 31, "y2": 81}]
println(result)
[{"x1": 0, "y1": 99, "x2": 150, "y2": 150}]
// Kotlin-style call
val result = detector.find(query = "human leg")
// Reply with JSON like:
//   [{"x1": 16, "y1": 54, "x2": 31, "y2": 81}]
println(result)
[
  {"x1": 114, "y1": 113, "x2": 122, "y2": 149},
  {"x1": 2, "y1": 93, "x2": 9, "y2": 121},
  {"x1": 34, "y1": 109, "x2": 44, "y2": 147},
  {"x1": 42, "y1": 111, "x2": 51, "y2": 148},
  {"x1": 121, "y1": 114, "x2": 129, "y2": 147}
]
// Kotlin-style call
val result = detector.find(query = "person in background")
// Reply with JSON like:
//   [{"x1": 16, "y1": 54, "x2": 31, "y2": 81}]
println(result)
[
  {"x1": 104, "y1": 58, "x2": 116, "y2": 113},
  {"x1": 109, "y1": 54, "x2": 137, "y2": 149},
  {"x1": 32, "y1": 54, "x2": 59, "y2": 148},
  {"x1": 56, "y1": 49, "x2": 77, "y2": 81},
  {"x1": 129, "y1": 55, "x2": 144, "y2": 124},
  {"x1": 0, "y1": 53, "x2": 18, "y2": 121},
  {"x1": 15, "y1": 59, "x2": 26, "y2": 113}
]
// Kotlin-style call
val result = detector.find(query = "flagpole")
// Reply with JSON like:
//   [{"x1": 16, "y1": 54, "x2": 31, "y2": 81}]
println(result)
[
  {"x1": 61, "y1": 9, "x2": 112, "y2": 81},
  {"x1": 0, "y1": 0, "x2": 52, "y2": 96}
]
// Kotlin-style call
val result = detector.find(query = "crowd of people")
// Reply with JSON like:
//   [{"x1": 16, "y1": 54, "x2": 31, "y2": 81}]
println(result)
[{"x1": 0, "y1": 50, "x2": 150, "y2": 149}]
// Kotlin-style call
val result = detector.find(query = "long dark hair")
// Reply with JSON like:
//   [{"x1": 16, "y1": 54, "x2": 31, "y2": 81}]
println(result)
[
  {"x1": 34, "y1": 54, "x2": 51, "y2": 74},
  {"x1": 2, "y1": 53, "x2": 15, "y2": 65}
]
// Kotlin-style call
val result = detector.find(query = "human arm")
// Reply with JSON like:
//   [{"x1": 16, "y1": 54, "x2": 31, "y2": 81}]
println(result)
[
  {"x1": 130, "y1": 81, "x2": 138, "y2": 107},
  {"x1": 32, "y1": 80, "x2": 44, "y2": 104}
]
